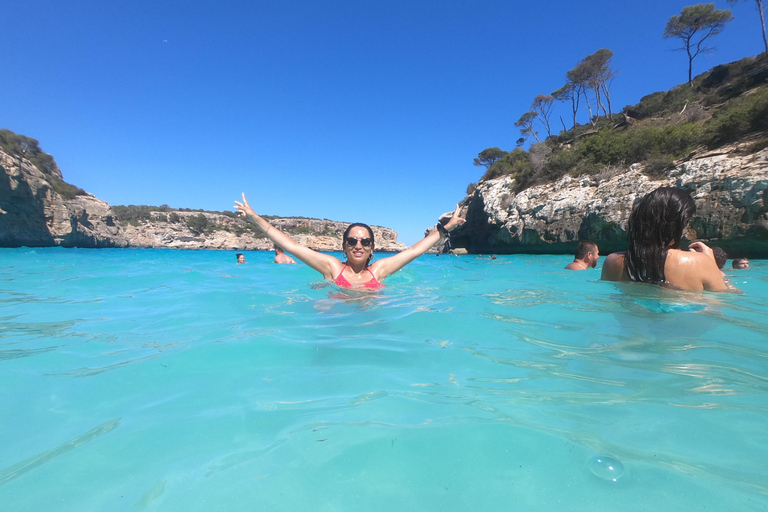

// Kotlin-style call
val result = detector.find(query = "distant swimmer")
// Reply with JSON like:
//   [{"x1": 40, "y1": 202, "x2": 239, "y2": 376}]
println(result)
[
  {"x1": 274, "y1": 246, "x2": 296, "y2": 264},
  {"x1": 732, "y1": 257, "x2": 750, "y2": 269},
  {"x1": 601, "y1": 187, "x2": 739, "y2": 292},
  {"x1": 236, "y1": 253, "x2": 245, "y2": 264},
  {"x1": 565, "y1": 241, "x2": 600, "y2": 270},
  {"x1": 235, "y1": 193, "x2": 465, "y2": 289}
]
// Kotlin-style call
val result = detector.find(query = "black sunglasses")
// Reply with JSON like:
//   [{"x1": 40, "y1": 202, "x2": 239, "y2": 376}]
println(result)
[{"x1": 345, "y1": 237, "x2": 373, "y2": 247}]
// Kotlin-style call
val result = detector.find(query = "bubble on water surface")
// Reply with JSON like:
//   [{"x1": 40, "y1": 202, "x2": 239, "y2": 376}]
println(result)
[{"x1": 587, "y1": 456, "x2": 625, "y2": 482}]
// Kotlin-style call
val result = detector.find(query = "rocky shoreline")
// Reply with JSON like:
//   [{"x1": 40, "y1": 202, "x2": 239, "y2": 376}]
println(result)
[
  {"x1": 0, "y1": 147, "x2": 406, "y2": 252},
  {"x1": 450, "y1": 144, "x2": 768, "y2": 258},
  {"x1": 3, "y1": 143, "x2": 768, "y2": 257}
]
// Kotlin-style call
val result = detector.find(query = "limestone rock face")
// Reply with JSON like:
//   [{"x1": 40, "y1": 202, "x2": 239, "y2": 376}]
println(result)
[
  {"x1": 116, "y1": 213, "x2": 406, "y2": 252},
  {"x1": 452, "y1": 146, "x2": 768, "y2": 257},
  {"x1": 0, "y1": 149, "x2": 128, "y2": 247},
  {"x1": 0, "y1": 147, "x2": 407, "y2": 252}
]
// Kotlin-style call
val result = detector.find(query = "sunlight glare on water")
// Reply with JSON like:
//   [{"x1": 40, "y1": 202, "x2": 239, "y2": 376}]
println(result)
[{"x1": 0, "y1": 248, "x2": 767, "y2": 511}]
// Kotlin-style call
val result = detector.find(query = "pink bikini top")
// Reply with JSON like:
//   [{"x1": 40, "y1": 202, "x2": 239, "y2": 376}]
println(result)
[{"x1": 334, "y1": 264, "x2": 383, "y2": 289}]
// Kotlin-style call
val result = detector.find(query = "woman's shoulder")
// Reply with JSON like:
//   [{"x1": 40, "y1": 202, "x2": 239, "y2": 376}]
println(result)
[
  {"x1": 665, "y1": 248, "x2": 727, "y2": 291},
  {"x1": 600, "y1": 252, "x2": 628, "y2": 281},
  {"x1": 665, "y1": 248, "x2": 711, "y2": 270}
]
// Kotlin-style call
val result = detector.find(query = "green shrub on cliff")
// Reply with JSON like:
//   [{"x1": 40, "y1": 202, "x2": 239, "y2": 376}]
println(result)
[
  {"x1": 0, "y1": 129, "x2": 58, "y2": 176},
  {"x1": 112, "y1": 205, "x2": 156, "y2": 222},
  {"x1": 49, "y1": 177, "x2": 88, "y2": 200},
  {"x1": 480, "y1": 148, "x2": 531, "y2": 181},
  {"x1": 186, "y1": 213, "x2": 209, "y2": 235},
  {"x1": 705, "y1": 88, "x2": 768, "y2": 145},
  {"x1": 1, "y1": 129, "x2": 88, "y2": 199}
]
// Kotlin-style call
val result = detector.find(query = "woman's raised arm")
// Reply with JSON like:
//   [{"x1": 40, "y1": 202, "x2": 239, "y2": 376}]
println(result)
[
  {"x1": 372, "y1": 204, "x2": 465, "y2": 281},
  {"x1": 234, "y1": 193, "x2": 341, "y2": 280}
]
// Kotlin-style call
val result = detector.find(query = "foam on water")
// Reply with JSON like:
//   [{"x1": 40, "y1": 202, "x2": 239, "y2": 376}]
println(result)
[{"x1": 1, "y1": 248, "x2": 767, "y2": 511}]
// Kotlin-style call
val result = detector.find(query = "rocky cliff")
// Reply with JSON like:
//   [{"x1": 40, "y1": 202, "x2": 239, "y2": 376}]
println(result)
[
  {"x1": 451, "y1": 144, "x2": 768, "y2": 258},
  {"x1": 0, "y1": 147, "x2": 126, "y2": 247},
  {"x1": 116, "y1": 212, "x2": 406, "y2": 252},
  {"x1": 6, "y1": 136, "x2": 768, "y2": 257},
  {"x1": 0, "y1": 147, "x2": 406, "y2": 252}
]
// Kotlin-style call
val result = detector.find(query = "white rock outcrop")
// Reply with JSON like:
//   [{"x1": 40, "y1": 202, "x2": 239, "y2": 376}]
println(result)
[
  {"x1": 0, "y1": 148, "x2": 406, "y2": 252},
  {"x1": 454, "y1": 146, "x2": 768, "y2": 256}
]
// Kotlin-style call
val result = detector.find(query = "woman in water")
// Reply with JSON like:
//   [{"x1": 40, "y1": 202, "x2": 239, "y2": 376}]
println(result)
[
  {"x1": 601, "y1": 186, "x2": 738, "y2": 292},
  {"x1": 234, "y1": 193, "x2": 465, "y2": 289}
]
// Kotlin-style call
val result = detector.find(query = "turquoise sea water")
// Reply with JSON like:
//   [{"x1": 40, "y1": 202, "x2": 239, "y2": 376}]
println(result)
[{"x1": 1, "y1": 248, "x2": 767, "y2": 511}]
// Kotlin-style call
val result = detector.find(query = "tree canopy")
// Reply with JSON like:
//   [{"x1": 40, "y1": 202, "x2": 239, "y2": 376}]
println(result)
[
  {"x1": 664, "y1": 3, "x2": 733, "y2": 85},
  {"x1": 515, "y1": 111, "x2": 540, "y2": 144},
  {"x1": 473, "y1": 147, "x2": 507, "y2": 169}
]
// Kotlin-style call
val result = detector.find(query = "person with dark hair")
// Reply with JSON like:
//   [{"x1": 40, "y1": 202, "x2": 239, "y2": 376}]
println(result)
[
  {"x1": 732, "y1": 257, "x2": 750, "y2": 269},
  {"x1": 565, "y1": 241, "x2": 600, "y2": 270},
  {"x1": 274, "y1": 245, "x2": 296, "y2": 264},
  {"x1": 236, "y1": 253, "x2": 245, "y2": 264},
  {"x1": 712, "y1": 246, "x2": 728, "y2": 270},
  {"x1": 601, "y1": 187, "x2": 737, "y2": 292},
  {"x1": 234, "y1": 193, "x2": 464, "y2": 289}
]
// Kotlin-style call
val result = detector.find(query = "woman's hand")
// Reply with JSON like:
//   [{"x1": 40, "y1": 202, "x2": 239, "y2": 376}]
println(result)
[
  {"x1": 234, "y1": 193, "x2": 257, "y2": 220},
  {"x1": 443, "y1": 204, "x2": 466, "y2": 232}
]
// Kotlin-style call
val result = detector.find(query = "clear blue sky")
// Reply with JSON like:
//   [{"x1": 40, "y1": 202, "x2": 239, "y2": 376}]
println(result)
[{"x1": 3, "y1": 0, "x2": 764, "y2": 244}]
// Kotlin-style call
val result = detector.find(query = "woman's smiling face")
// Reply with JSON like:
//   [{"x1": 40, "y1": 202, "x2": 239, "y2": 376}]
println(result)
[{"x1": 344, "y1": 226, "x2": 374, "y2": 265}]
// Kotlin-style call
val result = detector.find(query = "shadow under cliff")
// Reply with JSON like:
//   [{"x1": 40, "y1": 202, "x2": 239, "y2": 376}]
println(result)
[
  {"x1": 0, "y1": 165, "x2": 56, "y2": 247},
  {"x1": 451, "y1": 187, "x2": 768, "y2": 258}
]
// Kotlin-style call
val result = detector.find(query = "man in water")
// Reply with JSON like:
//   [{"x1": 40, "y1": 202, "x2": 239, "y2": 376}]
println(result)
[
  {"x1": 236, "y1": 253, "x2": 245, "y2": 264},
  {"x1": 565, "y1": 241, "x2": 600, "y2": 270},
  {"x1": 274, "y1": 246, "x2": 296, "y2": 264},
  {"x1": 732, "y1": 257, "x2": 750, "y2": 269}
]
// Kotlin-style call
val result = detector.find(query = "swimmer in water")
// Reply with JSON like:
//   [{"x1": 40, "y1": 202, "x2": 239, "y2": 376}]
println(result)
[
  {"x1": 234, "y1": 193, "x2": 465, "y2": 289},
  {"x1": 565, "y1": 241, "x2": 599, "y2": 270},
  {"x1": 601, "y1": 186, "x2": 739, "y2": 292},
  {"x1": 274, "y1": 245, "x2": 296, "y2": 264},
  {"x1": 732, "y1": 257, "x2": 750, "y2": 269}
]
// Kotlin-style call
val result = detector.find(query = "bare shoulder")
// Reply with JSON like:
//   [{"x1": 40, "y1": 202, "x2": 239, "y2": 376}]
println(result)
[
  {"x1": 665, "y1": 249, "x2": 732, "y2": 292},
  {"x1": 601, "y1": 252, "x2": 627, "y2": 281},
  {"x1": 369, "y1": 257, "x2": 388, "y2": 279}
]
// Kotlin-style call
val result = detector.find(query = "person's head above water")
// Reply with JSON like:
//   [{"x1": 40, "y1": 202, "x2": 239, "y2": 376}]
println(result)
[
  {"x1": 732, "y1": 257, "x2": 750, "y2": 269},
  {"x1": 236, "y1": 253, "x2": 245, "y2": 264},
  {"x1": 274, "y1": 244, "x2": 296, "y2": 264},
  {"x1": 712, "y1": 246, "x2": 728, "y2": 270},
  {"x1": 342, "y1": 223, "x2": 375, "y2": 267},
  {"x1": 601, "y1": 187, "x2": 738, "y2": 292},
  {"x1": 566, "y1": 240, "x2": 600, "y2": 270},
  {"x1": 626, "y1": 186, "x2": 696, "y2": 283}
]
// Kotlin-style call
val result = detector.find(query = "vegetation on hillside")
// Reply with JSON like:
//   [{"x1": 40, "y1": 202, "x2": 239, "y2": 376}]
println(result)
[
  {"x1": 469, "y1": 1, "x2": 768, "y2": 195},
  {"x1": 109, "y1": 203, "x2": 343, "y2": 238},
  {"x1": 469, "y1": 53, "x2": 768, "y2": 194},
  {"x1": 0, "y1": 129, "x2": 88, "y2": 200}
]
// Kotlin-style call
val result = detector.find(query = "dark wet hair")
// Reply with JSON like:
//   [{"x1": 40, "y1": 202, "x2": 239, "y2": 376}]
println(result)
[
  {"x1": 575, "y1": 240, "x2": 597, "y2": 260},
  {"x1": 712, "y1": 246, "x2": 728, "y2": 269},
  {"x1": 343, "y1": 223, "x2": 374, "y2": 244},
  {"x1": 626, "y1": 187, "x2": 696, "y2": 284},
  {"x1": 343, "y1": 223, "x2": 375, "y2": 265}
]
